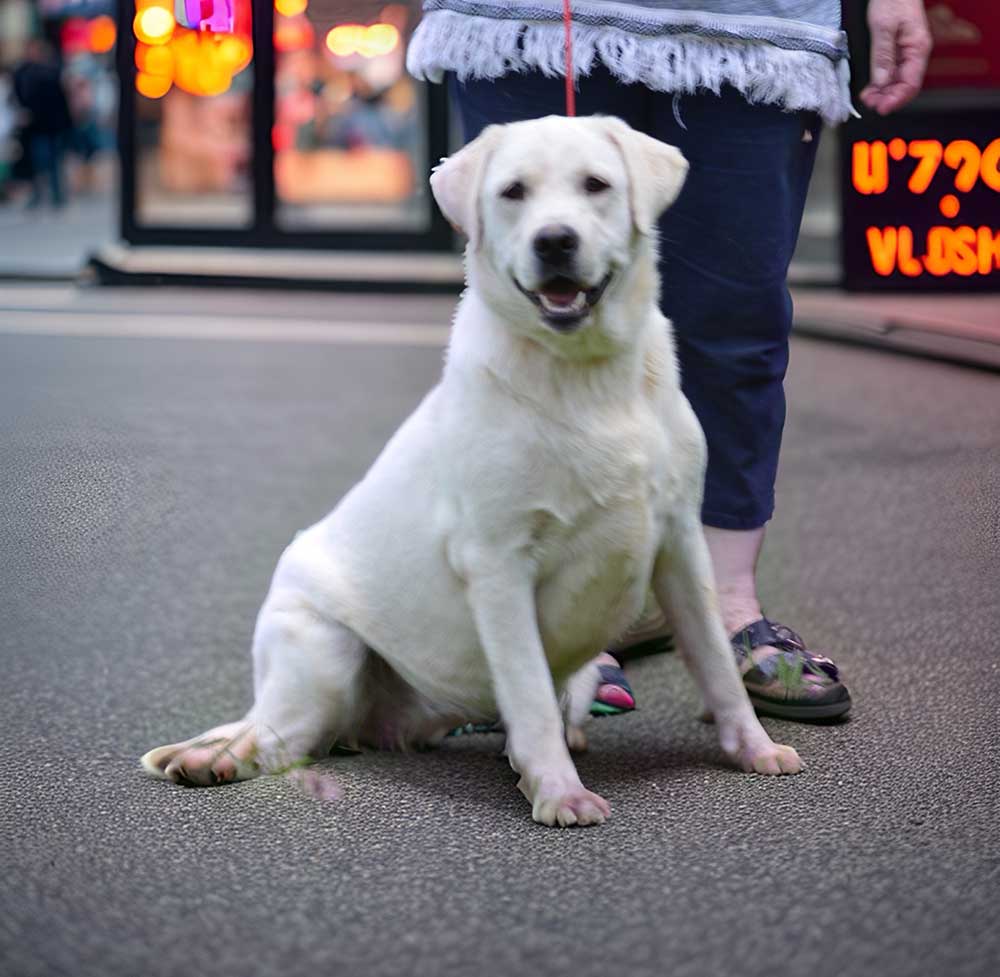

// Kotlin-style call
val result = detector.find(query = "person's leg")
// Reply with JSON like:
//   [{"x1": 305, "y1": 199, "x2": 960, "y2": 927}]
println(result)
[
  {"x1": 703, "y1": 525, "x2": 766, "y2": 634},
  {"x1": 26, "y1": 133, "x2": 49, "y2": 207},
  {"x1": 646, "y1": 87, "x2": 849, "y2": 718},
  {"x1": 49, "y1": 132, "x2": 66, "y2": 207}
]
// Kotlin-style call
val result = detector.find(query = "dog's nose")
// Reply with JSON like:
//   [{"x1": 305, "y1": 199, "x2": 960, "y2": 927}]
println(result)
[{"x1": 533, "y1": 225, "x2": 579, "y2": 265}]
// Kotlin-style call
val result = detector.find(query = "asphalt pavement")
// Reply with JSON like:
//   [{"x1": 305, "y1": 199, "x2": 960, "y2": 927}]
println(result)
[{"x1": 2, "y1": 285, "x2": 999, "y2": 977}]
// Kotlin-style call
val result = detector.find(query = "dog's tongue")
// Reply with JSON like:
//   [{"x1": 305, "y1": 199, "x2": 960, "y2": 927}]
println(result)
[{"x1": 539, "y1": 280, "x2": 584, "y2": 310}]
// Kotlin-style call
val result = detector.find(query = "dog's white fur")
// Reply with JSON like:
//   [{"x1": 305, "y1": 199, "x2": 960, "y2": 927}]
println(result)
[{"x1": 142, "y1": 116, "x2": 801, "y2": 826}]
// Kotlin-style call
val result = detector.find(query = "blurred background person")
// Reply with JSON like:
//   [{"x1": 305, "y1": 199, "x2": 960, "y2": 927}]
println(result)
[
  {"x1": 12, "y1": 37, "x2": 72, "y2": 209},
  {"x1": 0, "y1": 63, "x2": 17, "y2": 202}
]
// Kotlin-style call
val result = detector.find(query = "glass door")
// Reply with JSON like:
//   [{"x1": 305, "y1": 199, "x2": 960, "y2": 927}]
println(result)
[
  {"x1": 129, "y1": 0, "x2": 255, "y2": 228},
  {"x1": 273, "y1": 1, "x2": 430, "y2": 233}
]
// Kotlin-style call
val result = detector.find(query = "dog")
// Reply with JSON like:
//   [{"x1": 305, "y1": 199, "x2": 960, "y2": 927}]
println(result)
[{"x1": 141, "y1": 115, "x2": 801, "y2": 826}]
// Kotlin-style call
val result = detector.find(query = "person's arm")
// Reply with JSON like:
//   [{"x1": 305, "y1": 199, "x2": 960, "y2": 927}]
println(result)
[{"x1": 859, "y1": 0, "x2": 933, "y2": 115}]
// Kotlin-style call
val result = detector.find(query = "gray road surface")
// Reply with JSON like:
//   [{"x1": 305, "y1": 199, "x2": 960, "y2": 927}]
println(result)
[{"x1": 1, "y1": 286, "x2": 998, "y2": 977}]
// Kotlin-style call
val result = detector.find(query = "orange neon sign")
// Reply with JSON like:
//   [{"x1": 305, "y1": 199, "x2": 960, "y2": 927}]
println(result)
[
  {"x1": 850, "y1": 136, "x2": 1000, "y2": 280},
  {"x1": 853, "y1": 138, "x2": 1000, "y2": 198},
  {"x1": 865, "y1": 225, "x2": 1000, "y2": 278}
]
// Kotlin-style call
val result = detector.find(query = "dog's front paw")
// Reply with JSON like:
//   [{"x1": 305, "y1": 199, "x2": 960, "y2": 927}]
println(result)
[
  {"x1": 734, "y1": 741, "x2": 802, "y2": 776},
  {"x1": 718, "y1": 717, "x2": 803, "y2": 776},
  {"x1": 518, "y1": 774, "x2": 611, "y2": 827}
]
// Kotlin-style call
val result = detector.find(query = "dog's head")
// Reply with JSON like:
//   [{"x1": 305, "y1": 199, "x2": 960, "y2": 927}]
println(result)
[{"x1": 432, "y1": 115, "x2": 687, "y2": 350}]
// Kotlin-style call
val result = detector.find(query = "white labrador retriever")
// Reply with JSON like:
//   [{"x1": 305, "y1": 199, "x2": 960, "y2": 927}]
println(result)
[{"x1": 142, "y1": 116, "x2": 801, "y2": 826}]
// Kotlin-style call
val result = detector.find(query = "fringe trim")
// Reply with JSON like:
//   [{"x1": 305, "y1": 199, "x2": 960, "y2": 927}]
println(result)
[{"x1": 407, "y1": 10, "x2": 853, "y2": 124}]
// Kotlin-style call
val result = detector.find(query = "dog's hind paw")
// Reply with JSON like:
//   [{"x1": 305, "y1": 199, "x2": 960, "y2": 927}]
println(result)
[{"x1": 140, "y1": 721, "x2": 260, "y2": 787}]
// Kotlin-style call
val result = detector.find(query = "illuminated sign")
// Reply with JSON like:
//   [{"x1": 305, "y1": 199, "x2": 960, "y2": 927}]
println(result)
[
  {"x1": 133, "y1": 0, "x2": 252, "y2": 99},
  {"x1": 842, "y1": 107, "x2": 1000, "y2": 291}
]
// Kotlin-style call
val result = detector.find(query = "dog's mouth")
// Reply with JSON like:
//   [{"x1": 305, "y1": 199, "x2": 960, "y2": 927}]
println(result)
[{"x1": 514, "y1": 272, "x2": 613, "y2": 332}]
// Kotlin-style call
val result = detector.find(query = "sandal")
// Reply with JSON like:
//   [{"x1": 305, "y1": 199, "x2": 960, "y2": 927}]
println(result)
[
  {"x1": 731, "y1": 618, "x2": 852, "y2": 721},
  {"x1": 590, "y1": 658, "x2": 637, "y2": 716}
]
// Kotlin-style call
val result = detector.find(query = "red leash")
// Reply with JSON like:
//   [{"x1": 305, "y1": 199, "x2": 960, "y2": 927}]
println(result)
[{"x1": 562, "y1": 0, "x2": 575, "y2": 116}]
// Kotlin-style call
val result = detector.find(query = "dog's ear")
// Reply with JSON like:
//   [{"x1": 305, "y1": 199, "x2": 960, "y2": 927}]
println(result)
[
  {"x1": 430, "y1": 125, "x2": 501, "y2": 249},
  {"x1": 600, "y1": 117, "x2": 689, "y2": 235}
]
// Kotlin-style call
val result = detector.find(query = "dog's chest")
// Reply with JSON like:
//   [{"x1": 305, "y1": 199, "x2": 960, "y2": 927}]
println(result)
[{"x1": 529, "y1": 408, "x2": 672, "y2": 666}]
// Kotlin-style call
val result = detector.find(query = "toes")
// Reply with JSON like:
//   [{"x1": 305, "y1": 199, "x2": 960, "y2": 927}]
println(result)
[
  {"x1": 556, "y1": 806, "x2": 578, "y2": 827},
  {"x1": 748, "y1": 744, "x2": 803, "y2": 776},
  {"x1": 164, "y1": 752, "x2": 214, "y2": 786},
  {"x1": 775, "y1": 744, "x2": 802, "y2": 774},
  {"x1": 143, "y1": 726, "x2": 259, "y2": 787},
  {"x1": 145, "y1": 744, "x2": 220, "y2": 784},
  {"x1": 751, "y1": 752, "x2": 782, "y2": 775},
  {"x1": 140, "y1": 743, "x2": 185, "y2": 780},
  {"x1": 532, "y1": 789, "x2": 610, "y2": 827},
  {"x1": 210, "y1": 752, "x2": 241, "y2": 784},
  {"x1": 573, "y1": 795, "x2": 610, "y2": 825}
]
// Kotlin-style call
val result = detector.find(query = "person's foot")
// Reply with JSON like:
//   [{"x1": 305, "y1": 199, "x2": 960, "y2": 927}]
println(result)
[{"x1": 722, "y1": 597, "x2": 851, "y2": 720}]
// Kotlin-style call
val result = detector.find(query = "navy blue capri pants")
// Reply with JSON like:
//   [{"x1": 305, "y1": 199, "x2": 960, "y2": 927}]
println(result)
[{"x1": 451, "y1": 68, "x2": 821, "y2": 530}]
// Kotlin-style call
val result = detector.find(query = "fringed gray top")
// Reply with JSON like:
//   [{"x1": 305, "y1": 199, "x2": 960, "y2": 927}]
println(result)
[{"x1": 406, "y1": 0, "x2": 853, "y2": 124}]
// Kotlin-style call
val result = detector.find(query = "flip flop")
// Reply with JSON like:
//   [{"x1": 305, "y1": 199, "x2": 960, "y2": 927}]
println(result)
[{"x1": 590, "y1": 660, "x2": 636, "y2": 716}]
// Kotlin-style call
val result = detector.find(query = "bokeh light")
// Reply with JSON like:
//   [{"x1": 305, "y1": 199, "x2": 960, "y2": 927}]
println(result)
[
  {"x1": 326, "y1": 24, "x2": 363, "y2": 57},
  {"x1": 144, "y1": 45, "x2": 174, "y2": 77},
  {"x1": 89, "y1": 15, "x2": 117, "y2": 54},
  {"x1": 359, "y1": 24, "x2": 399, "y2": 57},
  {"x1": 325, "y1": 23, "x2": 400, "y2": 58},
  {"x1": 274, "y1": 15, "x2": 315, "y2": 52},
  {"x1": 134, "y1": 6, "x2": 176, "y2": 47},
  {"x1": 136, "y1": 71, "x2": 172, "y2": 99},
  {"x1": 217, "y1": 34, "x2": 253, "y2": 72},
  {"x1": 275, "y1": 0, "x2": 309, "y2": 15}
]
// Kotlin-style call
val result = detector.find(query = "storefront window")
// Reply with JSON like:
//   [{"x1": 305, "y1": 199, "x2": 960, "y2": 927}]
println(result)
[
  {"x1": 273, "y1": 1, "x2": 428, "y2": 231},
  {"x1": 132, "y1": 0, "x2": 253, "y2": 227}
]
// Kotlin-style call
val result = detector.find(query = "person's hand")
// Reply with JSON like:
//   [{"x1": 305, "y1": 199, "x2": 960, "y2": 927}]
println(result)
[{"x1": 859, "y1": 0, "x2": 933, "y2": 115}]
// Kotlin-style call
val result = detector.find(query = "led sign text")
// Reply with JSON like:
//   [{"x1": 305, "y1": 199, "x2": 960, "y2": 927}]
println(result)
[{"x1": 851, "y1": 137, "x2": 1000, "y2": 279}]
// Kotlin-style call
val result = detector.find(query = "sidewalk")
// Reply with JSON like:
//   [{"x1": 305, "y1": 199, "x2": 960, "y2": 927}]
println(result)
[
  {"x1": 2, "y1": 292, "x2": 997, "y2": 977},
  {"x1": 0, "y1": 191, "x2": 116, "y2": 279},
  {"x1": 793, "y1": 288, "x2": 1000, "y2": 370}
]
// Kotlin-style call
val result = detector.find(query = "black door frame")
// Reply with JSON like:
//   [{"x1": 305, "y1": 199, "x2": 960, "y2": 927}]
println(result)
[{"x1": 116, "y1": 2, "x2": 453, "y2": 251}]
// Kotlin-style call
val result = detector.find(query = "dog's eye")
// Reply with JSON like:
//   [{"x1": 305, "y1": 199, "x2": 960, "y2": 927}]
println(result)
[
  {"x1": 500, "y1": 181, "x2": 526, "y2": 201},
  {"x1": 584, "y1": 176, "x2": 611, "y2": 194}
]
